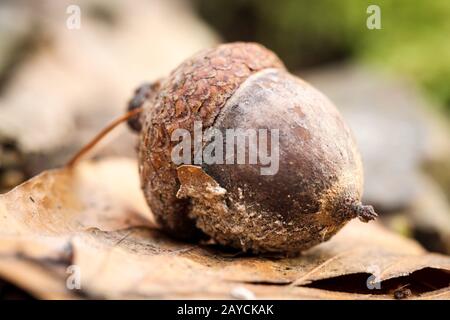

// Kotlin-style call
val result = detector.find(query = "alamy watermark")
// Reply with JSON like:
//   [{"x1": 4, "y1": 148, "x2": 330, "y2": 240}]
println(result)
[
  {"x1": 66, "y1": 264, "x2": 81, "y2": 290},
  {"x1": 66, "y1": 5, "x2": 81, "y2": 30},
  {"x1": 366, "y1": 5, "x2": 382, "y2": 30},
  {"x1": 171, "y1": 121, "x2": 280, "y2": 176},
  {"x1": 366, "y1": 264, "x2": 381, "y2": 290}
]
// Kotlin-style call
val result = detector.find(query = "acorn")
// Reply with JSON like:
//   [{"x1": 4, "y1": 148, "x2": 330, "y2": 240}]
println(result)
[{"x1": 127, "y1": 42, "x2": 377, "y2": 253}]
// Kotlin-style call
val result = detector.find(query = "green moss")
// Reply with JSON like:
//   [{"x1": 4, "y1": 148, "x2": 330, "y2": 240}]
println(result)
[{"x1": 194, "y1": 0, "x2": 450, "y2": 113}]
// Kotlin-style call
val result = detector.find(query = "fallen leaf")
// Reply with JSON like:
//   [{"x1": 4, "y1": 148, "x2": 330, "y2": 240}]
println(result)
[{"x1": 0, "y1": 158, "x2": 449, "y2": 299}]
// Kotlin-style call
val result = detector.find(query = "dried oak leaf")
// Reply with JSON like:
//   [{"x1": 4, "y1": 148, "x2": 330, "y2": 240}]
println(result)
[{"x1": 0, "y1": 158, "x2": 449, "y2": 299}]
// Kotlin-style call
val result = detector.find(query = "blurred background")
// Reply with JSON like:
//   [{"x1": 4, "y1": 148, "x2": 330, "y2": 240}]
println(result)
[{"x1": 0, "y1": 0, "x2": 449, "y2": 254}]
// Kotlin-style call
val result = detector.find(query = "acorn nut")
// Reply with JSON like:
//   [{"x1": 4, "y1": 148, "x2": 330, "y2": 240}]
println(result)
[{"x1": 128, "y1": 42, "x2": 377, "y2": 253}]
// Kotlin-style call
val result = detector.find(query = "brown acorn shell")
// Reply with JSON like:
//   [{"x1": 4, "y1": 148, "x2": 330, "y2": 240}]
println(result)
[
  {"x1": 136, "y1": 42, "x2": 376, "y2": 252},
  {"x1": 178, "y1": 69, "x2": 365, "y2": 253}
]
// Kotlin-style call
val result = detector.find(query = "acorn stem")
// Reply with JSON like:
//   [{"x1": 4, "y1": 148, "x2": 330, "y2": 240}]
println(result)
[
  {"x1": 352, "y1": 203, "x2": 378, "y2": 222},
  {"x1": 66, "y1": 107, "x2": 143, "y2": 168}
]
